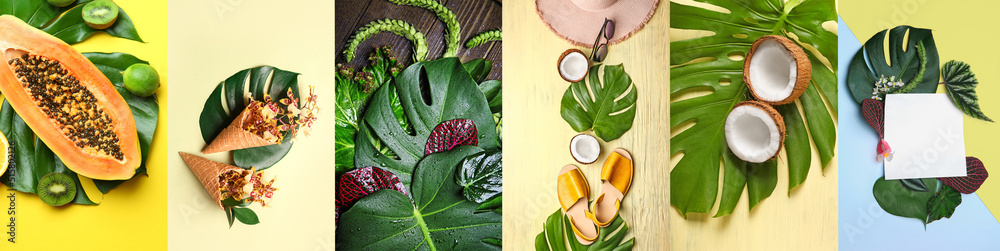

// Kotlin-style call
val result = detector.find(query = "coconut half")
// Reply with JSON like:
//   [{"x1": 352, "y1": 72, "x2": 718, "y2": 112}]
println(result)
[
  {"x1": 570, "y1": 134, "x2": 601, "y2": 164},
  {"x1": 743, "y1": 35, "x2": 811, "y2": 105},
  {"x1": 724, "y1": 101, "x2": 785, "y2": 163},
  {"x1": 558, "y1": 49, "x2": 588, "y2": 82}
]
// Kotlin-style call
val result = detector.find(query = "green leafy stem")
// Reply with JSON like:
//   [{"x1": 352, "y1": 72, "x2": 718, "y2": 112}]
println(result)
[
  {"x1": 389, "y1": 0, "x2": 461, "y2": 57},
  {"x1": 466, "y1": 29, "x2": 501, "y2": 48},
  {"x1": 892, "y1": 41, "x2": 927, "y2": 94},
  {"x1": 343, "y1": 19, "x2": 429, "y2": 62},
  {"x1": 222, "y1": 197, "x2": 260, "y2": 227}
]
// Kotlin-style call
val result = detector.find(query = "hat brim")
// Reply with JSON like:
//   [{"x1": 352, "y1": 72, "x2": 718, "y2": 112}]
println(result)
[{"x1": 536, "y1": 0, "x2": 659, "y2": 47}]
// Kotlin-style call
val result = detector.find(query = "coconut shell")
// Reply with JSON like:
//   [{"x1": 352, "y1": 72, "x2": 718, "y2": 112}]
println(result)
[
  {"x1": 735, "y1": 101, "x2": 785, "y2": 160},
  {"x1": 558, "y1": 49, "x2": 588, "y2": 83},
  {"x1": 743, "y1": 35, "x2": 811, "y2": 105},
  {"x1": 569, "y1": 134, "x2": 601, "y2": 164}
]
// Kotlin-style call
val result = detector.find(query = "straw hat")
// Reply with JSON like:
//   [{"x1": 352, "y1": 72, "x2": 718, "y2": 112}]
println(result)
[{"x1": 536, "y1": 0, "x2": 659, "y2": 47}]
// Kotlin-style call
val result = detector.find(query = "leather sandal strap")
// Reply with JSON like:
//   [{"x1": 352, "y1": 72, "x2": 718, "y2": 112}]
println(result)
[
  {"x1": 587, "y1": 193, "x2": 620, "y2": 227},
  {"x1": 601, "y1": 152, "x2": 633, "y2": 195},
  {"x1": 558, "y1": 168, "x2": 590, "y2": 211},
  {"x1": 569, "y1": 215, "x2": 599, "y2": 242}
]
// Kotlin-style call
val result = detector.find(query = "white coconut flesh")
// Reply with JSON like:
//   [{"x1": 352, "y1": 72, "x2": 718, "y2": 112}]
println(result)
[
  {"x1": 560, "y1": 51, "x2": 588, "y2": 82},
  {"x1": 725, "y1": 104, "x2": 781, "y2": 163},
  {"x1": 748, "y1": 39, "x2": 797, "y2": 102},
  {"x1": 570, "y1": 134, "x2": 600, "y2": 164}
]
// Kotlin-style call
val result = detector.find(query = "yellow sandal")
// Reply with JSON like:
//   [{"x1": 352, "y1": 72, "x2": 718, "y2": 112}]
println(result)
[
  {"x1": 558, "y1": 164, "x2": 599, "y2": 245},
  {"x1": 586, "y1": 148, "x2": 633, "y2": 227}
]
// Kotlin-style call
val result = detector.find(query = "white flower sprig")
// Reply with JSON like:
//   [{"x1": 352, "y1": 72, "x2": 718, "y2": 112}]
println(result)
[{"x1": 870, "y1": 75, "x2": 905, "y2": 100}]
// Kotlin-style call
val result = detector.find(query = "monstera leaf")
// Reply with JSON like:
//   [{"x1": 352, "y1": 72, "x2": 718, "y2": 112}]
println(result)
[
  {"x1": 669, "y1": 0, "x2": 837, "y2": 217},
  {"x1": 847, "y1": 26, "x2": 939, "y2": 103},
  {"x1": 560, "y1": 64, "x2": 637, "y2": 142},
  {"x1": 534, "y1": 207, "x2": 634, "y2": 251},
  {"x1": 354, "y1": 58, "x2": 498, "y2": 187},
  {"x1": 337, "y1": 146, "x2": 501, "y2": 250},
  {"x1": 199, "y1": 66, "x2": 300, "y2": 170}
]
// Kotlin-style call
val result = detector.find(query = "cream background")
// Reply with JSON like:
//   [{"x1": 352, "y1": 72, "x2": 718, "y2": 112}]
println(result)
[{"x1": 167, "y1": 0, "x2": 335, "y2": 250}]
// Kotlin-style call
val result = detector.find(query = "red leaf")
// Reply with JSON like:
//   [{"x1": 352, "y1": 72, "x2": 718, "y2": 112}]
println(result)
[
  {"x1": 862, "y1": 98, "x2": 885, "y2": 138},
  {"x1": 939, "y1": 157, "x2": 989, "y2": 194},
  {"x1": 336, "y1": 167, "x2": 408, "y2": 224},
  {"x1": 424, "y1": 119, "x2": 479, "y2": 156}
]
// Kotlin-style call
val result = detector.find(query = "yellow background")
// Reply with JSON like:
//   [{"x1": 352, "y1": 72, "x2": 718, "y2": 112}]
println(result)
[
  {"x1": 504, "y1": 0, "x2": 671, "y2": 249},
  {"x1": 841, "y1": 0, "x2": 1000, "y2": 223},
  {"x1": 166, "y1": 0, "x2": 335, "y2": 250},
  {"x1": 0, "y1": 0, "x2": 169, "y2": 249},
  {"x1": 667, "y1": 1, "x2": 839, "y2": 250}
]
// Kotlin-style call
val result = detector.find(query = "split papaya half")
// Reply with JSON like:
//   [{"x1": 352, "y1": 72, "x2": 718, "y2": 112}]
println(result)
[{"x1": 0, "y1": 16, "x2": 139, "y2": 180}]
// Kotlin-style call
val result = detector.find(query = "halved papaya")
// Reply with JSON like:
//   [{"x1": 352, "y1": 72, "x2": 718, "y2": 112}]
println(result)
[{"x1": 0, "y1": 16, "x2": 139, "y2": 180}]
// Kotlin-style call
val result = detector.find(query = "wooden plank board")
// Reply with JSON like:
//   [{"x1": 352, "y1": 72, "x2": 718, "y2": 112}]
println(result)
[{"x1": 336, "y1": 0, "x2": 502, "y2": 80}]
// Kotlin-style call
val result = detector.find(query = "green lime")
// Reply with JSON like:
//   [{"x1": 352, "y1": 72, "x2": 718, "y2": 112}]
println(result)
[
  {"x1": 47, "y1": 0, "x2": 75, "y2": 7},
  {"x1": 123, "y1": 64, "x2": 160, "y2": 97}
]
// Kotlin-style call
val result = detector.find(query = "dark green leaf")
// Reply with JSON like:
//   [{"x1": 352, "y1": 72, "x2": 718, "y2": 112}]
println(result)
[
  {"x1": 670, "y1": 0, "x2": 837, "y2": 217},
  {"x1": 482, "y1": 238, "x2": 501, "y2": 248},
  {"x1": 463, "y1": 58, "x2": 492, "y2": 83},
  {"x1": 40, "y1": 0, "x2": 144, "y2": 44},
  {"x1": 232, "y1": 207, "x2": 260, "y2": 225},
  {"x1": 37, "y1": 139, "x2": 95, "y2": 205},
  {"x1": 0, "y1": 0, "x2": 60, "y2": 28},
  {"x1": 221, "y1": 197, "x2": 249, "y2": 207},
  {"x1": 337, "y1": 146, "x2": 501, "y2": 250},
  {"x1": 942, "y1": 60, "x2": 992, "y2": 122},
  {"x1": 225, "y1": 206, "x2": 235, "y2": 228},
  {"x1": 0, "y1": 101, "x2": 37, "y2": 193},
  {"x1": 354, "y1": 58, "x2": 498, "y2": 187},
  {"x1": 873, "y1": 177, "x2": 936, "y2": 224},
  {"x1": 476, "y1": 195, "x2": 502, "y2": 213},
  {"x1": 560, "y1": 64, "x2": 637, "y2": 142},
  {"x1": 900, "y1": 178, "x2": 929, "y2": 192},
  {"x1": 480, "y1": 80, "x2": 502, "y2": 114},
  {"x1": 847, "y1": 26, "x2": 939, "y2": 103},
  {"x1": 83, "y1": 52, "x2": 156, "y2": 193},
  {"x1": 199, "y1": 66, "x2": 300, "y2": 170},
  {"x1": 456, "y1": 150, "x2": 502, "y2": 203},
  {"x1": 778, "y1": 104, "x2": 810, "y2": 193},
  {"x1": 534, "y1": 207, "x2": 634, "y2": 251},
  {"x1": 714, "y1": 146, "x2": 745, "y2": 218},
  {"x1": 746, "y1": 160, "x2": 778, "y2": 212},
  {"x1": 800, "y1": 84, "x2": 835, "y2": 169},
  {"x1": 926, "y1": 185, "x2": 961, "y2": 224}
]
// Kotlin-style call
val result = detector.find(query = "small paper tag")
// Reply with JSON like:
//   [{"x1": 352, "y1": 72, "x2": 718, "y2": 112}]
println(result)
[{"x1": 883, "y1": 94, "x2": 966, "y2": 180}]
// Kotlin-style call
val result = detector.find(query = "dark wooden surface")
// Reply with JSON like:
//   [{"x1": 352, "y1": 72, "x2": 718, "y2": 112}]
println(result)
[{"x1": 336, "y1": 0, "x2": 502, "y2": 80}]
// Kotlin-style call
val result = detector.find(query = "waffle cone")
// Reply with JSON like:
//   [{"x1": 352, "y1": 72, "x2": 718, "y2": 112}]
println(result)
[
  {"x1": 202, "y1": 108, "x2": 276, "y2": 154},
  {"x1": 179, "y1": 152, "x2": 245, "y2": 208}
]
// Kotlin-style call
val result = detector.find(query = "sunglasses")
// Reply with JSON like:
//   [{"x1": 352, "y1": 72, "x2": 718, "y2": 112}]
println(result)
[{"x1": 590, "y1": 18, "x2": 615, "y2": 62}]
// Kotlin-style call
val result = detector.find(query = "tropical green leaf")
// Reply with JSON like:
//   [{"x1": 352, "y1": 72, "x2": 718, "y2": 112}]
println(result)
[
  {"x1": 847, "y1": 26, "x2": 939, "y2": 103},
  {"x1": 714, "y1": 146, "x2": 746, "y2": 218},
  {"x1": 873, "y1": 177, "x2": 936, "y2": 224},
  {"x1": 456, "y1": 150, "x2": 502, "y2": 203},
  {"x1": 900, "y1": 178, "x2": 929, "y2": 192},
  {"x1": 746, "y1": 160, "x2": 778, "y2": 211},
  {"x1": 926, "y1": 185, "x2": 961, "y2": 224},
  {"x1": 778, "y1": 104, "x2": 810, "y2": 193},
  {"x1": 40, "y1": 0, "x2": 144, "y2": 44},
  {"x1": 337, "y1": 146, "x2": 501, "y2": 250},
  {"x1": 534, "y1": 207, "x2": 634, "y2": 251},
  {"x1": 0, "y1": 0, "x2": 60, "y2": 28},
  {"x1": 354, "y1": 58, "x2": 498, "y2": 187},
  {"x1": 83, "y1": 52, "x2": 157, "y2": 193},
  {"x1": 480, "y1": 80, "x2": 502, "y2": 114},
  {"x1": 941, "y1": 60, "x2": 992, "y2": 122},
  {"x1": 560, "y1": 64, "x2": 637, "y2": 142},
  {"x1": 669, "y1": 0, "x2": 837, "y2": 217},
  {"x1": 334, "y1": 47, "x2": 404, "y2": 175},
  {"x1": 464, "y1": 58, "x2": 492, "y2": 83},
  {"x1": 476, "y1": 195, "x2": 502, "y2": 214},
  {"x1": 198, "y1": 66, "x2": 300, "y2": 170},
  {"x1": 232, "y1": 207, "x2": 260, "y2": 225}
]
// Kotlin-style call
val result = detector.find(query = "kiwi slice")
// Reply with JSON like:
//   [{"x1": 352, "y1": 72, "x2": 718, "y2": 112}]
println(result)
[
  {"x1": 82, "y1": 0, "x2": 119, "y2": 30},
  {"x1": 37, "y1": 173, "x2": 77, "y2": 207}
]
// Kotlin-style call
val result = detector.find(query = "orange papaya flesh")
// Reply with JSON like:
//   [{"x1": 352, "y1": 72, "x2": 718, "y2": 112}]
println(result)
[{"x1": 0, "y1": 16, "x2": 139, "y2": 180}]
